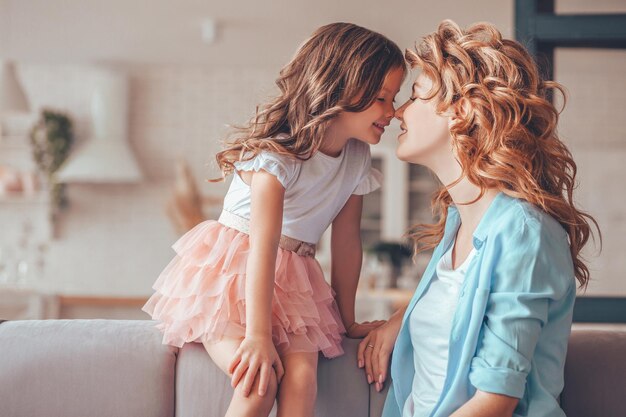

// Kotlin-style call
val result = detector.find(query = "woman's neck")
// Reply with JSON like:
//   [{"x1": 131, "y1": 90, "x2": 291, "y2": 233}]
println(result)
[
  {"x1": 431, "y1": 157, "x2": 499, "y2": 235},
  {"x1": 450, "y1": 180, "x2": 499, "y2": 236}
]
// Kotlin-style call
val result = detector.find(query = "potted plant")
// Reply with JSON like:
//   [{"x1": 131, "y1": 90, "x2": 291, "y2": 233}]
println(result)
[
  {"x1": 367, "y1": 240, "x2": 413, "y2": 288},
  {"x1": 30, "y1": 109, "x2": 74, "y2": 219}
]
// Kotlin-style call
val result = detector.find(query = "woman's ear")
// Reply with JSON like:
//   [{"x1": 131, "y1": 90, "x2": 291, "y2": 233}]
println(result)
[
  {"x1": 448, "y1": 97, "x2": 472, "y2": 129},
  {"x1": 453, "y1": 97, "x2": 472, "y2": 120}
]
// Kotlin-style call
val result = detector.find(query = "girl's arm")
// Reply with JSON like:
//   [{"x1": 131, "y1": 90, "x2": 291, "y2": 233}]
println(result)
[
  {"x1": 331, "y1": 194, "x2": 383, "y2": 338},
  {"x1": 331, "y1": 194, "x2": 363, "y2": 332},
  {"x1": 228, "y1": 169, "x2": 285, "y2": 397},
  {"x1": 450, "y1": 390, "x2": 518, "y2": 417}
]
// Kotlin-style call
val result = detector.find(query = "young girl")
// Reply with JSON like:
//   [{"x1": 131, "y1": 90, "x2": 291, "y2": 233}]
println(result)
[
  {"x1": 142, "y1": 23, "x2": 405, "y2": 417},
  {"x1": 358, "y1": 20, "x2": 599, "y2": 417}
]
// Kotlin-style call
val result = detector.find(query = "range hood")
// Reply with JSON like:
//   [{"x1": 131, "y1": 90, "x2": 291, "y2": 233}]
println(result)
[{"x1": 56, "y1": 69, "x2": 142, "y2": 183}]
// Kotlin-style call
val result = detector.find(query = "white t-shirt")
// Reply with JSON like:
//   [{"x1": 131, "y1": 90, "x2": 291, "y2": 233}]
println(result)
[
  {"x1": 402, "y1": 242, "x2": 476, "y2": 417},
  {"x1": 222, "y1": 138, "x2": 382, "y2": 244}
]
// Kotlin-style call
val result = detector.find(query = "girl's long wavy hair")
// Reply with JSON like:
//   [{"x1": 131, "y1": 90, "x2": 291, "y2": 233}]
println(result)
[
  {"x1": 407, "y1": 20, "x2": 600, "y2": 288},
  {"x1": 212, "y1": 22, "x2": 404, "y2": 178}
]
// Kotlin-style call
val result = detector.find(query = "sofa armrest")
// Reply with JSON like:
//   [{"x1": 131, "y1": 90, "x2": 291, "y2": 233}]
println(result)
[{"x1": 0, "y1": 319, "x2": 177, "y2": 417}]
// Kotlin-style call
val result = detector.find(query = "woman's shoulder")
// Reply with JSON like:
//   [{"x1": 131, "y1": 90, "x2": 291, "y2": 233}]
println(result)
[
  {"x1": 485, "y1": 194, "x2": 575, "y2": 294},
  {"x1": 492, "y1": 195, "x2": 569, "y2": 243}
]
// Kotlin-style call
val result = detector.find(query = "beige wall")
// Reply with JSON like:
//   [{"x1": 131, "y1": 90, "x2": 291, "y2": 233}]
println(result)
[
  {"x1": 3, "y1": 0, "x2": 512, "y2": 67},
  {"x1": 1, "y1": 0, "x2": 624, "y2": 298},
  {"x1": 555, "y1": 48, "x2": 626, "y2": 295}
]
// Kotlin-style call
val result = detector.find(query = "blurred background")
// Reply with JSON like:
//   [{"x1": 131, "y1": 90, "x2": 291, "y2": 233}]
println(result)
[{"x1": 0, "y1": 0, "x2": 624, "y2": 322}]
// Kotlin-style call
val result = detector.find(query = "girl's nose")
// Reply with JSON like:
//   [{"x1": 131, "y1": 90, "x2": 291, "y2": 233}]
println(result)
[{"x1": 385, "y1": 102, "x2": 395, "y2": 119}]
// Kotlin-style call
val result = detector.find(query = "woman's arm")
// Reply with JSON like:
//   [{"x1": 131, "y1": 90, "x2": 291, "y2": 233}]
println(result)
[
  {"x1": 460, "y1": 220, "x2": 574, "y2": 413},
  {"x1": 450, "y1": 390, "x2": 518, "y2": 417},
  {"x1": 357, "y1": 303, "x2": 407, "y2": 390},
  {"x1": 228, "y1": 170, "x2": 285, "y2": 397}
]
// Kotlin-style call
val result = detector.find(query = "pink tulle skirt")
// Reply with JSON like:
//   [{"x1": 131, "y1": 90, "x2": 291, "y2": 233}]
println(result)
[{"x1": 142, "y1": 220, "x2": 346, "y2": 358}]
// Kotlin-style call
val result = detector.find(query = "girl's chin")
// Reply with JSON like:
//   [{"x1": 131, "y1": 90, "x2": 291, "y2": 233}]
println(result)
[
  {"x1": 354, "y1": 136, "x2": 380, "y2": 146},
  {"x1": 364, "y1": 133, "x2": 382, "y2": 145}
]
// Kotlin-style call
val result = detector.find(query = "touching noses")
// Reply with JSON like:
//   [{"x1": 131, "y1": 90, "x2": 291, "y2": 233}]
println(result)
[{"x1": 394, "y1": 102, "x2": 407, "y2": 122}]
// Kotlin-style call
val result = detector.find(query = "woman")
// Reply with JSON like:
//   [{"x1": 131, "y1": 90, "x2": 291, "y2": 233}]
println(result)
[{"x1": 357, "y1": 20, "x2": 599, "y2": 417}]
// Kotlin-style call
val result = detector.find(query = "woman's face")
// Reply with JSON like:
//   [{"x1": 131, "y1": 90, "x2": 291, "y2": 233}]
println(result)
[{"x1": 394, "y1": 74, "x2": 453, "y2": 166}]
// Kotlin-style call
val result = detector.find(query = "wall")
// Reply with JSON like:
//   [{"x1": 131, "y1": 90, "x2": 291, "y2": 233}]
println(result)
[{"x1": 1, "y1": 0, "x2": 624, "y2": 298}]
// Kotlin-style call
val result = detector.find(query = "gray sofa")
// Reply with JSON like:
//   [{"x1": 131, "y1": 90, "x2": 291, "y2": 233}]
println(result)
[{"x1": 0, "y1": 319, "x2": 624, "y2": 417}]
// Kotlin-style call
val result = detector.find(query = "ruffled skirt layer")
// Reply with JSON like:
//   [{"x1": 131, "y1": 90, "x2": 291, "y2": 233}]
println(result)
[{"x1": 142, "y1": 220, "x2": 345, "y2": 358}]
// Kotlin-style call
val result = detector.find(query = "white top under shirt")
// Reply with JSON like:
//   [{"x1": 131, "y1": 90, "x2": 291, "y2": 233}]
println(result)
[
  {"x1": 223, "y1": 138, "x2": 382, "y2": 244},
  {"x1": 402, "y1": 242, "x2": 477, "y2": 417}
]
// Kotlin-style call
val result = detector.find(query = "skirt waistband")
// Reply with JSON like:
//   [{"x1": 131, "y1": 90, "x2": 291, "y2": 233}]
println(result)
[{"x1": 218, "y1": 210, "x2": 316, "y2": 258}]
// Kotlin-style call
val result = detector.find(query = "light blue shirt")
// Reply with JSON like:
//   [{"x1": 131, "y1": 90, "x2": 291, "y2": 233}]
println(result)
[
  {"x1": 383, "y1": 192, "x2": 576, "y2": 417},
  {"x1": 404, "y1": 243, "x2": 476, "y2": 417}
]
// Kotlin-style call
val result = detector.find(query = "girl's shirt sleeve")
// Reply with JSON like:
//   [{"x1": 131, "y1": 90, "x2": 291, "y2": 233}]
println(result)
[
  {"x1": 468, "y1": 217, "x2": 575, "y2": 399},
  {"x1": 353, "y1": 144, "x2": 383, "y2": 195},
  {"x1": 234, "y1": 152, "x2": 295, "y2": 189},
  {"x1": 353, "y1": 167, "x2": 383, "y2": 195}
]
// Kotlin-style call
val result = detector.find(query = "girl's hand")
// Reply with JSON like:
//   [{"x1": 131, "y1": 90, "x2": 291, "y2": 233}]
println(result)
[
  {"x1": 228, "y1": 334, "x2": 285, "y2": 397},
  {"x1": 346, "y1": 320, "x2": 387, "y2": 339},
  {"x1": 357, "y1": 314, "x2": 403, "y2": 392}
]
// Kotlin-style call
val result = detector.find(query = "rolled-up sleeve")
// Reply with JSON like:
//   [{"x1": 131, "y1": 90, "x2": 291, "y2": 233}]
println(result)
[{"x1": 469, "y1": 218, "x2": 573, "y2": 399}]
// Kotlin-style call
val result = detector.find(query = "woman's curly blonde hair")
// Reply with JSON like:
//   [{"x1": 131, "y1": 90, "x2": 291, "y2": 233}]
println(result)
[
  {"x1": 407, "y1": 20, "x2": 600, "y2": 288},
  {"x1": 212, "y1": 22, "x2": 405, "y2": 179}
]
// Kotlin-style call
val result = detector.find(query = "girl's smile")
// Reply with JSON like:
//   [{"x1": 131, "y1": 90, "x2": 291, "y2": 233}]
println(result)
[{"x1": 373, "y1": 121, "x2": 389, "y2": 134}]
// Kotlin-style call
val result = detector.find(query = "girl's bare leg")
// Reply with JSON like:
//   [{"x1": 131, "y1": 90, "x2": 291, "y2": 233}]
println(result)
[
  {"x1": 276, "y1": 351, "x2": 319, "y2": 417},
  {"x1": 203, "y1": 339, "x2": 277, "y2": 417}
]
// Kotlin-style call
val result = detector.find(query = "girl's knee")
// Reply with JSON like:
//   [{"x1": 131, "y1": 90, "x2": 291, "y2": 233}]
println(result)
[
  {"x1": 234, "y1": 370, "x2": 278, "y2": 409},
  {"x1": 283, "y1": 362, "x2": 317, "y2": 391}
]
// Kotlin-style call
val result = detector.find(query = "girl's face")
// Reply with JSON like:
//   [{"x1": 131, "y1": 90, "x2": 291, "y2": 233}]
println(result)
[
  {"x1": 331, "y1": 66, "x2": 404, "y2": 146},
  {"x1": 394, "y1": 74, "x2": 453, "y2": 166}
]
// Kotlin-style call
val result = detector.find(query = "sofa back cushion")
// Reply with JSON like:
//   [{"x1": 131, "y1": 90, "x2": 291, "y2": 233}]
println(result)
[
  {"x1": 0, "y1": 319, "x2": 177, "y2": 417},
  {"x1": 561, "y1": 329, "x2": 626, "y2": 417}
]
